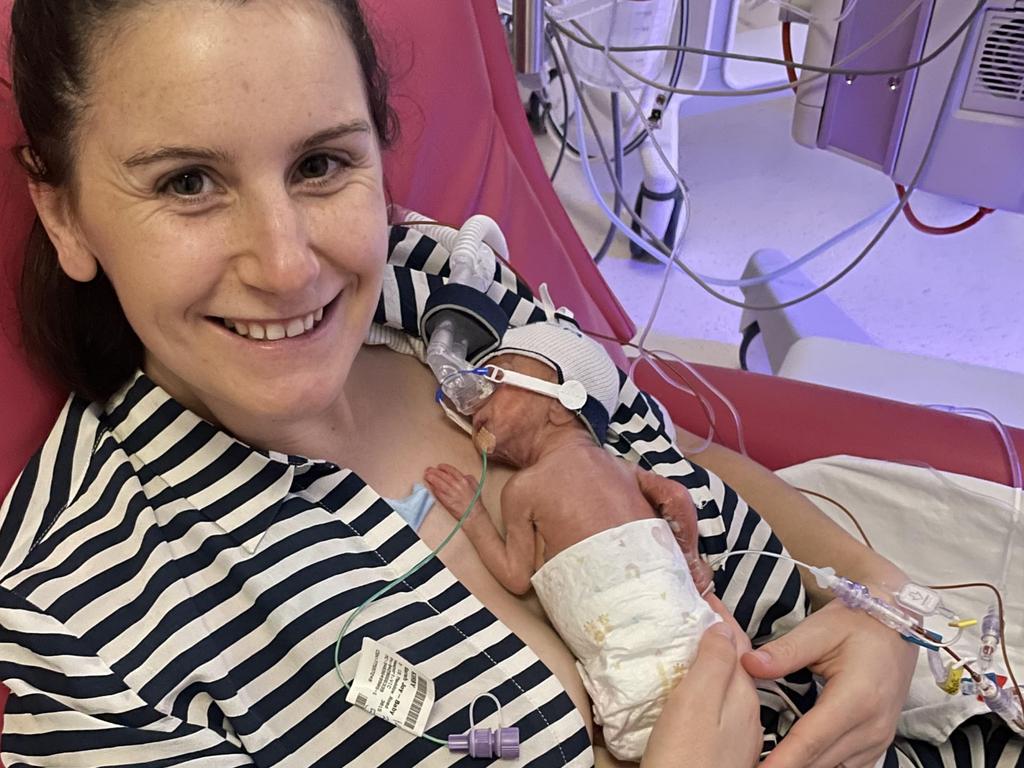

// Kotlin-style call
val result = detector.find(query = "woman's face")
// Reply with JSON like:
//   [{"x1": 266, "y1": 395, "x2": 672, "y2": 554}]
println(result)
[{"x1": 61, "y1": 0, "x2": 388, "y2": 425}]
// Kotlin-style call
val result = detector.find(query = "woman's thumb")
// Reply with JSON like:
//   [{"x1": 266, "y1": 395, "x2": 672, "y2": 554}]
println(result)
[{"x1": 741, "y1": 620, "x2": 829, "y2": 678}]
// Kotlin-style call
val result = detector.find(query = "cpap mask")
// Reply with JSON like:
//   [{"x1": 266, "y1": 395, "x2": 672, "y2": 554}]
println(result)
[
  {"x1": 411, "y1": 213, "x2": 591, "y2": 448},
  {"x1": 436, "y1": 364, "x2": 588, "y2": 441}
]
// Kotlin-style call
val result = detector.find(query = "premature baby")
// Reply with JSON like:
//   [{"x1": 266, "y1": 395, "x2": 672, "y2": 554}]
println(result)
[{"x1": 424, "y1": 322, "x2": 724, "y2": 762}]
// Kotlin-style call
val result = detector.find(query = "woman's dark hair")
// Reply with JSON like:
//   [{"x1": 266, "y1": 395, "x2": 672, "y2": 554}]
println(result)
[{"x1": 10, "y1": 0, "x2": 397, "y2": 403}]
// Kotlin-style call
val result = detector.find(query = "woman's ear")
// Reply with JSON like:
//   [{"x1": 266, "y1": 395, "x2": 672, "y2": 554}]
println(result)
[{"x1": 27, "y1": 181, "x2": 99, "y2": 282}]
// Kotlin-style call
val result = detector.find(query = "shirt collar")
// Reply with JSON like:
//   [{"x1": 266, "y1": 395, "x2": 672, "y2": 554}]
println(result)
[{"x1": 103, "y1": 371, "x2": 339, "y2": 554}]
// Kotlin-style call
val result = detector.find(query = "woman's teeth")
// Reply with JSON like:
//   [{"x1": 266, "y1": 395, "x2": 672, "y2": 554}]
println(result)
[{"x1": 223, "y1": 306, "x2": 325, "y2": 341}]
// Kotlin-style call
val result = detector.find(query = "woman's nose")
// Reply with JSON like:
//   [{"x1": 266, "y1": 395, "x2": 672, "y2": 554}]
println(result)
[{"x1": 235, "y1": 192, "x2": 320, "y2": 295}]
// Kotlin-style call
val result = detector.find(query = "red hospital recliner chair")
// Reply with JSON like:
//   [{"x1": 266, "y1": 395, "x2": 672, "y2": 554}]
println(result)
[{"x1": 2, "y1": 0, "x2": 1022, "y2": 756}]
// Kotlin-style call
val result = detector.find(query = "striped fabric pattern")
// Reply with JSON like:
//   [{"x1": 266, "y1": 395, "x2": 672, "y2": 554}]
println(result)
[{"x1": 2, "y1": 225, "x2": 1019, "y2": 766}]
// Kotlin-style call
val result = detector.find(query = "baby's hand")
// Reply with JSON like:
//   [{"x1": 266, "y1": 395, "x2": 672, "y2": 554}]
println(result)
[
  {"x1": 634, "y1": 468, "x2": 714, "y2": 595},
  {"x1": 424, "y1": 464, "x2": 483, "y2": 521}
]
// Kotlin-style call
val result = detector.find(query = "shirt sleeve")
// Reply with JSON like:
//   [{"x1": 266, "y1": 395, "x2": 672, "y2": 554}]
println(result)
[{"x1": 0, "y1": 587, "x2": 253, "y2": 768}]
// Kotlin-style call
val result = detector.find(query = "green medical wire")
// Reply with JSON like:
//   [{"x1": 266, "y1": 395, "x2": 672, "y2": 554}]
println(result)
[{"x1": 334, "y1": 450, "x2": 489, "y2": 746}]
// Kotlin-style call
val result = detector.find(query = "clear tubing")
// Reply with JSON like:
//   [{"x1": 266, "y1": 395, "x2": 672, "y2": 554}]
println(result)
[
  {"x1": 552, "y1": 13, "x2": 972, "y2": 312},
  {"x1": 701, "y1": 203, "x2": 894, "y2": 289},
  {"x1": 639, "y1": 345, "x2": 749, "y2": 457},
  {"x1": 401, "y1": 211, "x2": 461, "y2": 251},
  {"x1": 418, "y1": 215, "x2": 505, "y2": 410},
  {"x1": 978, "y1": 607, "x2": 1001, "y2": 673},
  {"x1": 563, "y1": 16, "x2": 892, "y2": 292},
  {"x1": 922, "y1": 406, "x2": 1022, "y2": 490},
  {"x1": 823, "y1": 574, "x2": 917, "y2": 634},
  {"x1": 551, "y1": 0, "x2": 978, "y2": 80},
  {"x1": 552, "y1": 0, "x2": 967, "y2": 98},
  {"x1": 927, "y1": 649, "x2": 947, "y2": 685},
  {"x1": 977, "y1": 677, "x2": 1024, "y2": 735},
  {"x1": 449, "y1": 215, "x2": 505, "y2": 293}
]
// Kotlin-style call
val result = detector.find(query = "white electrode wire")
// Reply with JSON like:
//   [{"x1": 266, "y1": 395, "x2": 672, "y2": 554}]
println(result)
[
  {"x1": 545, "y1": 0, "x2": 688, "y2": 160},
  {"x1": 586, "y1": 0, "x2": 693, "y2": 241},
  {"x1": 579, "y1": 4, "x2": 710, "y2": 445},
  {"x1": 701, "y1": 202, "x2": 894, "y2": 289},
  {"x1": 592, "y1": 5, "x2": 689, "y2": 345},
  {"x1": 554, "y1": 0, "x2": 931, "y2": 97},
  {"x1": 552, "y1": 0, "x2": 982, "y2": 85},
  {"x1": 569, "y1": 88, "x2": 737, "y2": 452},
  {"x1": 766, "y1": 0, "x2": 813, "y2": 21},
  {"x1": 582, "y1": 9, "x2": 726, "y2": 451},
  {"x1": 756, "y1": 0, "x2": 861, "y2": 23},
  {"x1": 552, "y1": 18, "x2": 972, "y2": 312},
  {"x1": 834, "y1": 0, "x2": 863, "y2": 24},
  {"x1": 557, "y1": 6, "x2": 896, "y2": 292}
]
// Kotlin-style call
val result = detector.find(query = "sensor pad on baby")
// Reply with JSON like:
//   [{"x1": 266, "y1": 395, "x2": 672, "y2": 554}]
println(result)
[
  {"x1": 557, "y1": 380, "x2": 587, "y2": 411},
  {"x1": 474, "y1": 426, "x2": 497, "y2": 455}
]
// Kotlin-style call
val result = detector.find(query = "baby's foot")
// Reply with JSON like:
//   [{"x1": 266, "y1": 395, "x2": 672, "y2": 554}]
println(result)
[{"x1": 424, "y1": 464, "x2": 483, "y2": 520}]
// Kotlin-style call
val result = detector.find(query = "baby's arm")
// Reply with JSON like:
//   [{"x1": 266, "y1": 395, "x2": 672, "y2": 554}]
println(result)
[
  {"x1": 633, "y1": 466, "x2": 714, "y2": 595},
  {"x1": 423, "y1": 465, "x2": 536, "y2": 595}
]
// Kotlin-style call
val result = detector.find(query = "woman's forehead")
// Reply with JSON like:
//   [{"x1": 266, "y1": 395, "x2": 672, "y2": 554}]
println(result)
[{"x1": 83, "y1": 0, "x2": 368, "y2": 153}]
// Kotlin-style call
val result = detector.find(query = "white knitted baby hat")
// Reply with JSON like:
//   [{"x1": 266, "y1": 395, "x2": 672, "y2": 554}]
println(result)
[{"x1": 480, "y1": 321, "x2": 620, "y2": 443}]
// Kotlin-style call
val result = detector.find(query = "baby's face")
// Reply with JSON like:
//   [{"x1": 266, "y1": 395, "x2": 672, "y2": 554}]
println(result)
[{"x1": 471, "y1": 354, "x2": 561, "y2": 465}]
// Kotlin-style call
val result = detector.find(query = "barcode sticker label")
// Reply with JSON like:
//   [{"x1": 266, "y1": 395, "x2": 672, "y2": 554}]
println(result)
[{"x1": 345, "y1": 638, "x2": 435, "y2": 737}]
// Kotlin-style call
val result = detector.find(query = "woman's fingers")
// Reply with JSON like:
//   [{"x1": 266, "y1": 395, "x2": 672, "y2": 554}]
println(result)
[
  {"x1": 741, "y1": 611, "x2": 836, "y2": 680},
  {"x1": 704, "y1": 595, "x2": 752, "y2": 654},
  {"x1": 680, "y1": 624, "x2": 739, "y2": 712}
]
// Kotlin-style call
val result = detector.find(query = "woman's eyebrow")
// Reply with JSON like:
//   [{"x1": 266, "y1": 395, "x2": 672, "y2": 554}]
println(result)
[
  {"x1": 121, "y1": 121, "x2": 372, "y2": 169},
  {"x1": 123, "y1": 145, "x2": 232, "y2": 169},
  {"x1": 293, "y1": 120, "x2": 372, "y2": 154}
]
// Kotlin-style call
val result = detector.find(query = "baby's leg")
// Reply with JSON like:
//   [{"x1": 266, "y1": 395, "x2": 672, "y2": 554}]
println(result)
[{"x1": 423, "y1": 464, "x2": 485, "y2": 521}]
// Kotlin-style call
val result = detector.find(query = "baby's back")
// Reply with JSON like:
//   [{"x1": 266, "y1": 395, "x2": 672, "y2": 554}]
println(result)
[{"x1": 524, "y1": 445, "x2": 656, "y2": 560}]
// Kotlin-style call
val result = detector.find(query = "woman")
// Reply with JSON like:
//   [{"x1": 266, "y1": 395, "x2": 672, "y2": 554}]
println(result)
[{"x1": 3, "y1": 0, "x2": 1004, "y2": 766}]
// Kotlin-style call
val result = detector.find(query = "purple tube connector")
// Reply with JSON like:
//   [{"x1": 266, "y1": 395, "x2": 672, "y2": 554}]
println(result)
[{"x1": 448, "y1": 727, "x2": 520, "y2": 759}]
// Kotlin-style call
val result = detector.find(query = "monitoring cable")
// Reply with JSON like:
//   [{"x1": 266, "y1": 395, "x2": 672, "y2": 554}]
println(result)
[
  {"x1": 552, "y1": 0, "x2": 982, "y2": 84},
  {"x1": 544, "y1": 0, "x2": 690, "y2": 159},
  {"x1": 550, "y1": 11, "x2": 973, "y2": 311}
]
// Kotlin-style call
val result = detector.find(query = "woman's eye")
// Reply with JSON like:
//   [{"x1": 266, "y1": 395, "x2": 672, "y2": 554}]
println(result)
[
  {"x1": 167, "y1": 171, "x2": 208, "y2": 197},
  {"x1": 296, "y1": 154, "x2": 343, "y2": 182}
]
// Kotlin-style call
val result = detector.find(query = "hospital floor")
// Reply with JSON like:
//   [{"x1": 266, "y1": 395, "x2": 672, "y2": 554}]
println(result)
[{"x1": 535, "y1": 96, "x2": 1024, "y2": 379}]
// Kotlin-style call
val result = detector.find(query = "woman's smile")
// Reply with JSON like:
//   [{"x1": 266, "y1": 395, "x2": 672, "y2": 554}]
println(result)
[{"x1": 212, "y1": 293, "x2": 339, "y2": 342}]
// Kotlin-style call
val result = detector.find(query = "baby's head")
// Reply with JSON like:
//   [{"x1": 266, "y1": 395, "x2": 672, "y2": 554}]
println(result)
[{"x1": 472, "y1": 323, "x2": 620, "y2": 462}]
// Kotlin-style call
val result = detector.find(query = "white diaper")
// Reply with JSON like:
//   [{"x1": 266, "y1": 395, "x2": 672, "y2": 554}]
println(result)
[{"x1": 531, "y1": 518, "x2": 720, "y2": 762}]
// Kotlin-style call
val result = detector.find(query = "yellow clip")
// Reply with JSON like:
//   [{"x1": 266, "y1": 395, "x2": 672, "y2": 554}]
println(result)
[
  {"x1": 948, "y1": 619, "x2": 978, "y2": 629},
  {"x1": 941, "y1": 666, "x2": 964, "y2": 695}
]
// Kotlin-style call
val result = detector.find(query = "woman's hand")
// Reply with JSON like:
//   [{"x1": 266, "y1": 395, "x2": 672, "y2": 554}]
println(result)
[
  {"x1": 741, "y1": 596, "x2": 918, "y2": 768},
  {"x1": 642, "y1": 622, "x2": 763, "y2": 768}
]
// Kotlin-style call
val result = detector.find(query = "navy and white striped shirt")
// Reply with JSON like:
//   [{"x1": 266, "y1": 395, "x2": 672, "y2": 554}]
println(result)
[{"x1": 0, "y1": 226, "x2": 810, "y2": 766}]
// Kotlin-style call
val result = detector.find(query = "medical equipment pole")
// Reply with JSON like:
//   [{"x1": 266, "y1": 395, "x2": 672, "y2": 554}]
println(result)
[{"x1": 514, "y1": 0, "x2": 547, "y2": 89}]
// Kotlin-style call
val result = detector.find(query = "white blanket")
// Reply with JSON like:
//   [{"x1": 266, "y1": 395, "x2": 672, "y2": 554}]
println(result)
[{"x1": 777, "y1": 456, "x2": 1023, "y2": 744}]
